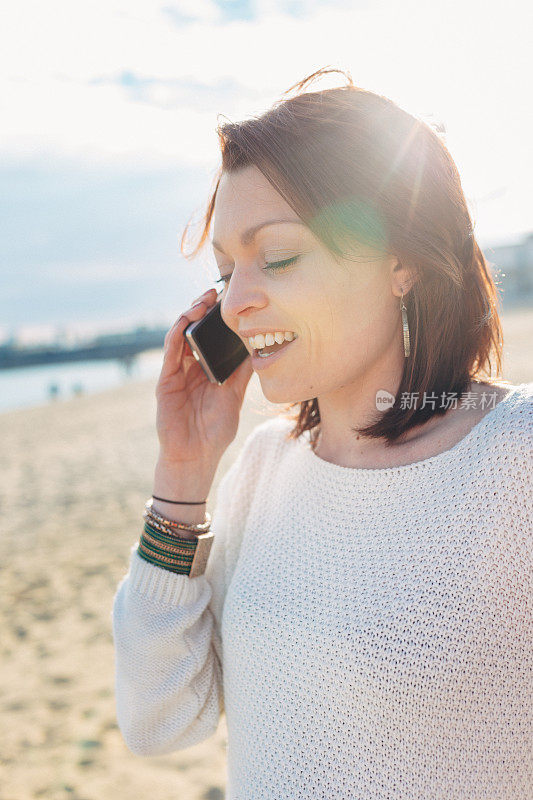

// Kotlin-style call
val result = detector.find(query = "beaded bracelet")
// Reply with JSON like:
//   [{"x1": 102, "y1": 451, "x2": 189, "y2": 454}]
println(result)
[
  {"x1": 144, "y1": 498, "x2": 211, "y2": 533},
  {"x1": 138, "y1": 520, "x2": 199, "y2": 575},
  {"x1": 137, "y1": 498, "x2": 214, "y2": 576}
]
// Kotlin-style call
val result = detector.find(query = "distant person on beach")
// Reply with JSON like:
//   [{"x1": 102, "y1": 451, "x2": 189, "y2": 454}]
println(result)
[
  {"x1": 112, "y1": 67, "x2": 533, "y2": 799},
  {"x1": 47, "y1": 382, "x2": 60, "y2": 401}
]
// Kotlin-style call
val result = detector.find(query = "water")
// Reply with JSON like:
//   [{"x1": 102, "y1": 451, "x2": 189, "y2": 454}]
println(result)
[{"x1": 0, "y1": 349, "x2": 165, "y2": 414}]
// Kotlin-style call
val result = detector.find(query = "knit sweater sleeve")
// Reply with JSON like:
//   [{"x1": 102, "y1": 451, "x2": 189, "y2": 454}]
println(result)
[{"x1": 111, "y1": 421, "x2": 269, "y2": 757}]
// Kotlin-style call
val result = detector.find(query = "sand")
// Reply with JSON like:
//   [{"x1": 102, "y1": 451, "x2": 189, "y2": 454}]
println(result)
[{"x1": 1, "y1": 304, "x2": 532, "y2": 800}]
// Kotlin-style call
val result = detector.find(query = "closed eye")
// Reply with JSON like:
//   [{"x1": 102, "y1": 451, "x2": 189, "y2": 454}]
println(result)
[{"x1": 215, "y1": 255, "x2": 300, "y2": 287}]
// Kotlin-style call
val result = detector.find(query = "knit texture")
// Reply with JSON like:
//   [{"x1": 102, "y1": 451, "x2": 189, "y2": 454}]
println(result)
[{"x1": 112, "y1": 382, "x2": 533, "y2": 799}]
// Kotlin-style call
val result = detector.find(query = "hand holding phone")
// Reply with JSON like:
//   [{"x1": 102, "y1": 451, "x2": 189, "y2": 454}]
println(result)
[
  {"x1": 155, "y1": 288, "x2": 253, "y2": 467},
  {"x1": 183, "y1": 292, "x2": 250, "y2": 385}
]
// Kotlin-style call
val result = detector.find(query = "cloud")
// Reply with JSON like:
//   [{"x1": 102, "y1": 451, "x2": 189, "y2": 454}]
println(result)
[
  {"x1": 1, "y1": 0, "x2": 530, "y2": 167},
  {"x1": 89, "y1": 70, "x2": 256, "y2": 111},
  {"x1": 162, "y1": 1, "x2": 221, "y2": 26},
  {"x1": 0, "y1": 0, "x2": 530, "y2": 332}
]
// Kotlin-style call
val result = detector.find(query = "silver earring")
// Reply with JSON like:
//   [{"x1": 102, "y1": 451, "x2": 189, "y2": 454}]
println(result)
[{"x1": 400, "y1": 289, "x2": 410, "y2": 357}]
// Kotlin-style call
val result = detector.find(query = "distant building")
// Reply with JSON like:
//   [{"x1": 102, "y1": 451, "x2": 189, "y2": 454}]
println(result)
[{"x1": 484, "y1": 232, "x2": 533, "y2": 299}]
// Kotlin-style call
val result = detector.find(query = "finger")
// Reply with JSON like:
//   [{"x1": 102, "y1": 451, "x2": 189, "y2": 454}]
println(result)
[
  {"x1": 169, "y1": 287, "x2": 219, "y2": 349},
  {"x1": 160, "y1": 301, "x2": 211, "y2": 379},
  {"x1": 163, "y1": 287, "x2": 218, "y2": 374},
  {"x1": 163, "y1": 289, "x2": 217, "y2": 349},
  {"x1": 190, "y1": 287, "x2": 218, "y2": 307}
]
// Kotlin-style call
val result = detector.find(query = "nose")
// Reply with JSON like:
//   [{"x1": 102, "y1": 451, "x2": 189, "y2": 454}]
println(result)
[{"x1": 219, "y1": 269, "x2": 268, "y2": 324}]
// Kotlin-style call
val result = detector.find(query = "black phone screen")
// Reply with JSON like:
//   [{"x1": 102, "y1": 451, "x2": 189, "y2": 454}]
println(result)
[{"x1": 183, "y1": 297, "x2": 249, "y2": 385}]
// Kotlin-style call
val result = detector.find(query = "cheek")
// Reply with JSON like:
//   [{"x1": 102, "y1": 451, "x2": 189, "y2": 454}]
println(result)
[
  {"x1": 338, "y1": 269, "x2": 396, "y2": 341},
  {"x1": 309, "y1": 300, "x2": 397, "y2": 377},
  {"x1": 285, "y1": 262, "x2": 394, "y2": 357}
]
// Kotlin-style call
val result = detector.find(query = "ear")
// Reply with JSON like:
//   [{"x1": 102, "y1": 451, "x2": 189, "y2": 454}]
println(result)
[{"x1": 389, "y1": 258, "x2": 419, "y2": 298}]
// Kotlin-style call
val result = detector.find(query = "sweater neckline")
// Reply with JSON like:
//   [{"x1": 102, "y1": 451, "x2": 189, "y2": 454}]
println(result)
[{"x1": 297, "y1": 382, "x2": 525, "y2": 482}]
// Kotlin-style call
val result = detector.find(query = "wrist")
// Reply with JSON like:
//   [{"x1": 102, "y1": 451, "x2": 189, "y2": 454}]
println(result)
[{"x1": 152, "y1": 459, "x2": 216, "y2": 526}]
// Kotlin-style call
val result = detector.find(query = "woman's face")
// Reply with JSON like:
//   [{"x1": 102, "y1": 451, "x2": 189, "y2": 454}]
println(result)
[{"x1": 213, "y1": 165, "x2": 403, "y2": 405}]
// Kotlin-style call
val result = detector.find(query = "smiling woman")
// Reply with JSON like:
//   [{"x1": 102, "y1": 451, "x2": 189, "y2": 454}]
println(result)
[
  {"x1": 112, "y1": 66, "x2": 533, "y2": 800},
  {"x1": 179, "y1": 67, "x2": 506, "y2": 456}
]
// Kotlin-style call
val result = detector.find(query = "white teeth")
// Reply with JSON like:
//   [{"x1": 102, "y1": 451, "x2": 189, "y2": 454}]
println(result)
[
  {"x1": 250, "y1": 334, "x2": 265, "y2": 349},
  {"x1": 248, "y1": 331, "x2": 297, "y2": 350}
]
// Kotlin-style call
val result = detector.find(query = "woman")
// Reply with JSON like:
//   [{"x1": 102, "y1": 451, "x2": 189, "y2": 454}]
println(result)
[{"x1": 112, "y1": 68, "x2": 532, "y2": 798}]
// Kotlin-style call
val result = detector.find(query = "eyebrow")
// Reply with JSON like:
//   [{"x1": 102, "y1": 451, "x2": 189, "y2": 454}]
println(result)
[{"x1": 211, "y1": 219, "x2": 306, "y2": 255}]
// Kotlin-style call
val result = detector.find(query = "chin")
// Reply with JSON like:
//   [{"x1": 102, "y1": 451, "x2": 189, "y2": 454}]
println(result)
[{"x1": 259, "y1": 382, "x2": 314, "y2": 406}]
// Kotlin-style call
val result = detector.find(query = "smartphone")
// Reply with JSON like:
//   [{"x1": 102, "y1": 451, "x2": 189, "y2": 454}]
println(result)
[{"x1": 183, "y1": 292, "x2": 249, "y2": 385}]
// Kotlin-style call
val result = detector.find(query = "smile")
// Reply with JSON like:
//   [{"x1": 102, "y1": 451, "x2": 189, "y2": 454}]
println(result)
[{"x1": 251, "y1": 337, "x2": 296, "y2": 370}]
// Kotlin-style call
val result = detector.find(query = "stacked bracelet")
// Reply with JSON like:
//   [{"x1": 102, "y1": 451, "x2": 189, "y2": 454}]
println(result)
[
  {"x1": 144, "y1": 498, "x2": 211, "y2": 533},
  {"x1": 137, "y1": 497, "x2": 214, "y2": 577},
  {"x1": 138, "y1": 520, "x2": 200, "y2": 575}
]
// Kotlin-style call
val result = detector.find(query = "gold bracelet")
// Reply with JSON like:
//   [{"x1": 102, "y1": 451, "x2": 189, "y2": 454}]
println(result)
[
  {"x1": 142, "y1": 514, "x2": 203, "y2": 541},
  {"x1": 144, "y1": 498, "x2": 211, "y2": 533}
]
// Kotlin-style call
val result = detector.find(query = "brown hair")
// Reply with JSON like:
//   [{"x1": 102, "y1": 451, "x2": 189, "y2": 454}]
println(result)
[{"x1": 181, "y1": 66, "x2": 507, "y2": 449}]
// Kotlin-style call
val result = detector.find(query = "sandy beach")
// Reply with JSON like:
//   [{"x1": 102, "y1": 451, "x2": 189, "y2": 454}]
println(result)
[{"x1": 1, "y1": 305, "x2": 532, "y2": 800}]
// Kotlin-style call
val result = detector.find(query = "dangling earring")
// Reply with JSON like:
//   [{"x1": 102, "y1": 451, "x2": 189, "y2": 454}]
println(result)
[{"x1": 400, "y1": 288, "x2": 410, "y2": 357}]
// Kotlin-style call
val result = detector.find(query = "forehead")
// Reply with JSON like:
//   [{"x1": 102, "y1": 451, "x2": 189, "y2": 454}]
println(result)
[{"x1": 213, "y1": 166, "x2": 300, "y2": 234}]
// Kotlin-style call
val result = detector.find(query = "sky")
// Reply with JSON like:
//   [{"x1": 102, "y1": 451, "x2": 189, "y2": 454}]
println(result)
[{"x1": 1, "y1": 0, "x2": 531, "y2": 343}]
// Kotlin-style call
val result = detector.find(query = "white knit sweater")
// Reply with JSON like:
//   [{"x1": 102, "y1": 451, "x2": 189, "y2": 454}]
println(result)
[{"x1": 112, "y1": 382, "x2": 533, "y2": 799}]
